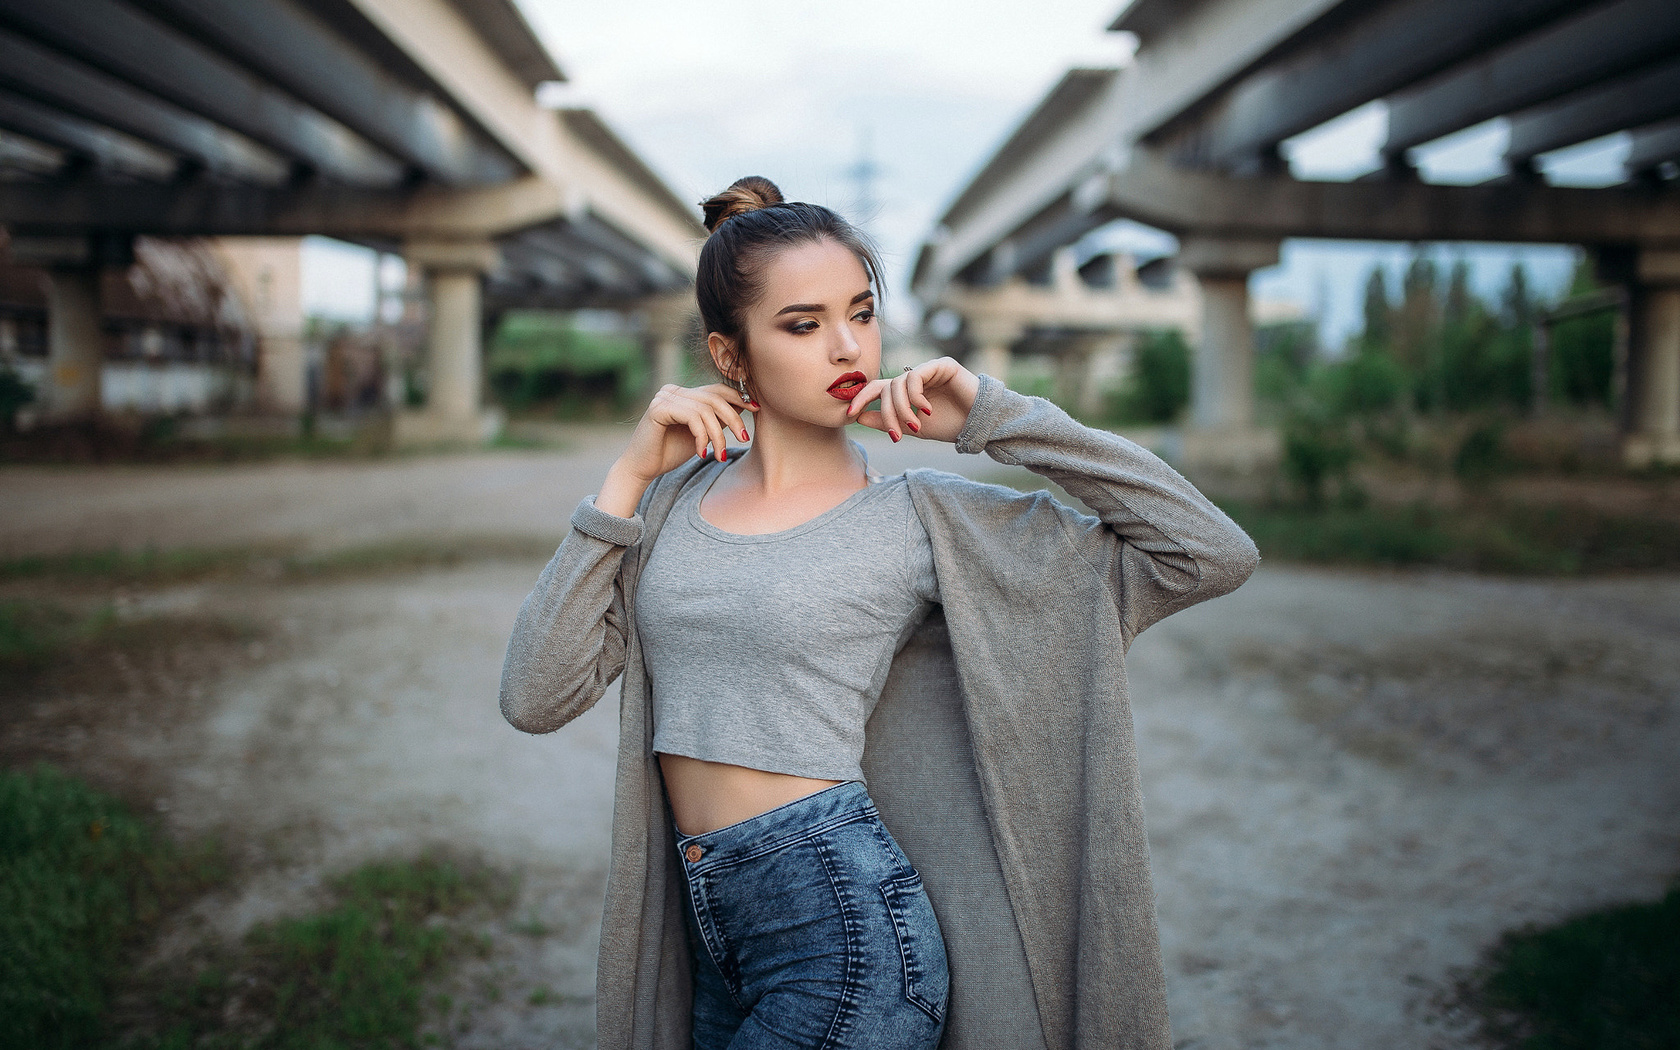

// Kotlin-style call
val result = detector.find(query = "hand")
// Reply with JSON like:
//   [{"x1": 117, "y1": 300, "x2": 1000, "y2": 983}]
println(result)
[
  {"x1": 598, "y1": 383, "x2": 754, "y2": 516},
  {"x1": 844, "y1": 357, "x2": 979, "y2": 443}
]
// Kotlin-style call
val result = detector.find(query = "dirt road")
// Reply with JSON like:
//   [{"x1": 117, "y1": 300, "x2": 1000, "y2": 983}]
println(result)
[{"x1": 4, "y1": 428, "x2": 1675, "y2": 1048}]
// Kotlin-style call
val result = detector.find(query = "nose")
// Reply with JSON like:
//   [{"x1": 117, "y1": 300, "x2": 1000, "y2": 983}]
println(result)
[{"x1": 830, "y1": 322, "x2": 860, "y2": 363}]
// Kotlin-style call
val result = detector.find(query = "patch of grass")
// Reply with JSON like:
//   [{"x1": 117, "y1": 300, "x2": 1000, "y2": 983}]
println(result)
[
  {"x1": 134, "y1": 855, "x2": 510, "y2": 1050},
  {"x1": 0, "y1": 600, "x2": 122, "y2": 675},
  {"x1": 0, "y1": 536, "x2": 563, "y2": 587},
  {"x1": 0, "y1": 765, "x2": 226, "y2": 1050},
  {"x1": 1467, "y1": 881, "x2": 1680, "y2": 1049},
  {"x1": 1219, "y1": 499, "x2": 1680, "y2": 575}
]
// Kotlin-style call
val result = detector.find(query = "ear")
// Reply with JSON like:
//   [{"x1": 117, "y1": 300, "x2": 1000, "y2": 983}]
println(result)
[{"x1": 707, "y1": 332, "x2": 744, "y2": 382}]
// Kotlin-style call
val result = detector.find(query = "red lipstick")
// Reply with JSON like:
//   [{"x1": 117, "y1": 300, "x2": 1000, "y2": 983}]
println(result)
[{"x1": 827, "y1": 370, "x2": 868, "y2": 400}]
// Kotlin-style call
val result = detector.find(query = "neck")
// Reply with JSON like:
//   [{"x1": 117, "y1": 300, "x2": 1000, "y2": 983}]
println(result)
[{"x1": 733, "y1": 409, "x2": 865, "y2": 495}]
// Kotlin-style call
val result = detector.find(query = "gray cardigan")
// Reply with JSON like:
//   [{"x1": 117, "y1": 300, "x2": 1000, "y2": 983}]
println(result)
[{"x1": 499, "y1": 376, "x2": 1260, "y2": 1050}]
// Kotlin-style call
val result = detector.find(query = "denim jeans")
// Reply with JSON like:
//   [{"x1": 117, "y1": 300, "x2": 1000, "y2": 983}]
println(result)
[{"x1": 675, "y1": 781, "x2": 949, "y2": 1050}]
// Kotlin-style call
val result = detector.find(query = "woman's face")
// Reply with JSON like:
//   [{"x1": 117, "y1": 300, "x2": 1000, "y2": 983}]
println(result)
[{"x1": 720, "y1": 237, "x2": 880, "y2": 428}]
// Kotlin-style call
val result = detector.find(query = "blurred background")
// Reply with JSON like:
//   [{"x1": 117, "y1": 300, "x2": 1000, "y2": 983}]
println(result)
[{"x1": 0, "y1": 0, "x2": 1676, "y2": 1047}]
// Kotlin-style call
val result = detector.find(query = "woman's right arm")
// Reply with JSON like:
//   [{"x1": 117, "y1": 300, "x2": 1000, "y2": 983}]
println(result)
[{"x1": 498, "y1": 383, "x2": 754, "y2": 734}]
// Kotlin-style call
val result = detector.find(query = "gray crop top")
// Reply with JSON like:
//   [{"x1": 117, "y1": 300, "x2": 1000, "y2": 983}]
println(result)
[{"x1": 635, "y1": 464, "x2": 940, "y2": 782}]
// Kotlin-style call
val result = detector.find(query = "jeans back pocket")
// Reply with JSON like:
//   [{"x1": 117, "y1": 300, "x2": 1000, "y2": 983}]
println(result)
[{"x1": 879, "y1": 871, "x2": 949, "y2": 1024}]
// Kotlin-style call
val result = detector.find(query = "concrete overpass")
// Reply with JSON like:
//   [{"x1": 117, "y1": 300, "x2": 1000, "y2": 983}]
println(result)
[
  {"x1": 0, "y1": 0, "x2": 703, "y2": 439},
  {"x1": 914, "y1": 0, "x2": 1680, "y2": 466}
]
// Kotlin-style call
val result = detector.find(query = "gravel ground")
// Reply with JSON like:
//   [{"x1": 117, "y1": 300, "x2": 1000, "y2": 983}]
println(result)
[{"x1": 4, "y1": 429, "x2": 1676, "y2": 1048}]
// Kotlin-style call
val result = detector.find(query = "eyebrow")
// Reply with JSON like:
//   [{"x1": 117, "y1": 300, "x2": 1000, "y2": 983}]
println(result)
[{"x1": 774, "y1": 289, "x2": 874, "y2": 317}]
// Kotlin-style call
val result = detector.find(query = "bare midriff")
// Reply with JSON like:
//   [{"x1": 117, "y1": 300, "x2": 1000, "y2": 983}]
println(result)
[{"x1": 658, "y1": 753, "x2": 844, "y2": 837}]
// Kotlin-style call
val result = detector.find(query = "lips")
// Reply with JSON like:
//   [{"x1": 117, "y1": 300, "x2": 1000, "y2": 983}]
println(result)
[{"x1": 827, "y1": 370, "x2": 868, "y2": 400}]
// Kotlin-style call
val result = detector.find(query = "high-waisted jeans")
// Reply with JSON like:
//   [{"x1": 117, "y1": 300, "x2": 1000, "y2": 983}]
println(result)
[{"x1": 674, "y1": 781, "x2": 949, "y2": 1050}]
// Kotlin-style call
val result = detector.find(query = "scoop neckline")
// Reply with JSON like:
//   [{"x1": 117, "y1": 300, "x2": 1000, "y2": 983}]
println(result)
[{"x1": 686, "y1": 456, "x2": 904, "y2": 544}]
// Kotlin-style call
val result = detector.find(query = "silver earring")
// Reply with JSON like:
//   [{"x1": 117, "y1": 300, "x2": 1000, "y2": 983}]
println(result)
[{"x1": 737, "y1": 376, "x2": 751, "y2": 401}]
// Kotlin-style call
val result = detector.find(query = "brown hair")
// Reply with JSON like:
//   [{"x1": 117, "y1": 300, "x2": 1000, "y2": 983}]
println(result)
[{"x1": 696, "y1": 176, "x2": 883, "y2": 392}]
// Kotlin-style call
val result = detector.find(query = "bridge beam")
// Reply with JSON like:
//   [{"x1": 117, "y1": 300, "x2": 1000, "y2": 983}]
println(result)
[
  {"x1": 139, "y1": 0, "x2": 518, "y2": 185},
  {"x1": 0, "y1": 0, "x2": 406, "y2": 186},
  {"x1": 1172, "y1": 0, "x2": 1584, "y2": 170},
  {"x1": 1384, "y1": 0, "x2": 1680, "y2": 158},
  {"x1": 0, "y1": 25, "x2": 289, "y2": 183},
  {"x1": 1100, "y1": 148, "x2": 1680, "y2": 245},
  {"x1": 1506, "y1": 56, "x2": 1680, "y2": 164}
]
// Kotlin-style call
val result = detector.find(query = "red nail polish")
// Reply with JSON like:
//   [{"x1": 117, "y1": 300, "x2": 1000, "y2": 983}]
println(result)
[
  {"x1": 907, "y1": 419, "x2": 920, "y2": 433},
  {"x1": 739, "y1": 429, "x2": 749, "y2": 441},
  {"x1": 890, "y1": 431, "x2": 900, "y2": 443},
  {"x1": 749, "y1": 400, "x2": 760, "y2": 408},
  {"x1": 720, "y1": 450, "x2": 728, "y2": 462},
  {"x1": 921, "y1": 406, "x2": 932, "y2": 416}
]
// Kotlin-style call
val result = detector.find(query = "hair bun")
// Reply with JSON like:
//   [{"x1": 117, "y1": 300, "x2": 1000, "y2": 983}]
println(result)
[{"x1": 701, "y1": 176, "x2": 785, "y2": 233}]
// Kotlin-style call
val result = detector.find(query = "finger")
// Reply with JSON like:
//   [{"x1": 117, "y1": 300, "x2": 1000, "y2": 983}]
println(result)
[
  {"x1": 890, "y1": 376, "x2": 918, "y2": 436},
  {"x1": 684, "y1": 417, "x2": 709, "y2": 460},
  {"x1": 691, "y1": 388, "x2": 751, "y2": 442},
  {"x1": 875, "y1": 380, "x2": 904, "y2": 442},
  {"x1": 668, "y1": 389, "x2": 740, "y2": 453},
  {"x1": 846, "y1": 378, "x2": 889, "y2": 418},
  {"x1": 696, "y1": 407, "x2": 729, "y2": 462},
  {"x1": 854, "y1": 408, "x2": 886, "y2": 432},
  {"x1": 905, "y1": 368, "x2": 934, "y2": 417}
]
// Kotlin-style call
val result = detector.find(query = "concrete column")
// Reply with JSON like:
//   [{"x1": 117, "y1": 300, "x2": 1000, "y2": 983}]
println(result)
[
  {"x1": 215, "y1": 238, "x2": 308, "y2": 415},
  {"x1": 1626, "y1": 251, "x2": 1680, "y2": 466},
  {"x1": 1191, "y1": 275, "x2": 1254, "y2": 430},
  {"x1": 43, "y1": 268, "x2": 103, "y2": 422},
  {"x1": 427, "y1": 269, "x2": 481, "y2": 421},
  {"x1": 1079, "y1": 331, "x2": 1135, "y2": 419},
  {"x1": 643, "y1": 294, "x2": 695, "y2": 391},
  {"x1": 1178, "y1": 236, "x2": 1281, "y2": 469},
  {"x1": 396, "y1": 239, "x2": 499, "y2": 445},
  {"x1": 967, "y1": 317, "x2": 1021, "y2": 385},
  {"x1": 1180, "y1": 237, "x2": 1278, "y2": 431}
]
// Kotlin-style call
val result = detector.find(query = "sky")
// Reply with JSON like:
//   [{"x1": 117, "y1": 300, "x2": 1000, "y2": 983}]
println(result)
[{"x1": 304, "y1": 0, "x2": 1620, "y2": 351}]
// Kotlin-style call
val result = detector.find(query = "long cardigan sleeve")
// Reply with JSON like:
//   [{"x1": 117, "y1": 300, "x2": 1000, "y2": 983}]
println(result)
[
  {"x1": 499, "y1": 495, "x2": 643, "y2": 734},
  {"x1": 952, "y1": 373, "x2": 1259, "y2": 645}
]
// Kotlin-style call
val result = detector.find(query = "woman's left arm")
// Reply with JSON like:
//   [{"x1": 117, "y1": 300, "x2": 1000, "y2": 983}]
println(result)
[{"x1": 850, "y1": 363, "x2": 1259, "y2": 644}]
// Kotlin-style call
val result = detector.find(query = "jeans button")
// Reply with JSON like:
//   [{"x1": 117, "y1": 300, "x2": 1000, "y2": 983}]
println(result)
[{"x1": 685, "y1": 845, "x2": 703, "y2": 863}]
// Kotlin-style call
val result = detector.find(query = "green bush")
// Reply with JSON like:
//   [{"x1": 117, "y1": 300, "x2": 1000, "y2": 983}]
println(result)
[
  {"x1": 1281, "y1": 410, "x2": 1357, "y2": 508},
  {"x1": 1108, "y1": 329, "x2": 1190, "y2": 424},
  {"x1": 486, "y1": 311, "x2": 646, "y2": 413}
]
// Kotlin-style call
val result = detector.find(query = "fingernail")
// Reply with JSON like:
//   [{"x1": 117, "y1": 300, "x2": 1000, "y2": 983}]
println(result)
[
  {"x1": 749, "y1": 400, "x2": 759, "y2": 408},
  {"x1": 907, "y1": 419, "x2": 920, "y2": 433},
  {"x1": 920, "y1": 406, "x2": 932, "y2": 416},
  {"x1": 720, "y1": 450, "x2": 728, "y2": 462},
  {"x1": 739, "y1": 429, "x2": 749, "y2": 441},
  {"x1": 890, "y1": 431, "x2": 900, "y2": 443}
]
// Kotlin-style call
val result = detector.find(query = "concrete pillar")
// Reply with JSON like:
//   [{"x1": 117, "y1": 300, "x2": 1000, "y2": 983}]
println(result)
[
  {"x1": 1179, "y1": 237, "x2": 1278, "y2": 431},
  {"x1": 1079, "y1": 332, "x2": 1135, "y2": 419},
  {"x1": 427, "y1": 269, "x2": 481, "y2": 421},
  {"x1": 1192, "y1": 275, "x2": 1254, "y2": 430},
  {"x1": 1178, "y1": 236, "x2": 1281, "y2": 469},
  {"x1": 213, "y1": 238, "x2": 308, "y2": 414},
  {"x1": 43, "y1": 268, "x2": 103, "y2": 422},
  {"x1": 396, "y1": 239, "x2": 499, "y2": 444},
  {"x1": 643, "y1": 294, "x2": 695, "y2": 391},
  {"x1": 967, "y1": 317, "x2": 1021, "y2": 385},
  {"x1": 1626, "y1": 248, "x2": 1680, "y2": 466}
]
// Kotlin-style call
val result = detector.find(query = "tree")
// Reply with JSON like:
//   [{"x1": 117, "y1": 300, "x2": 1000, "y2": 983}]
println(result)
[{"x1": 1359, "y1": 266, "x2": 1391, "y2": 353}]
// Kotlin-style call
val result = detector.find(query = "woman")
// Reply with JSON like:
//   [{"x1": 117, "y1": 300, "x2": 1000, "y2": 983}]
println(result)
[{"x1": 500, "y1": 176, "x2": 1259, "y2": 1050}]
